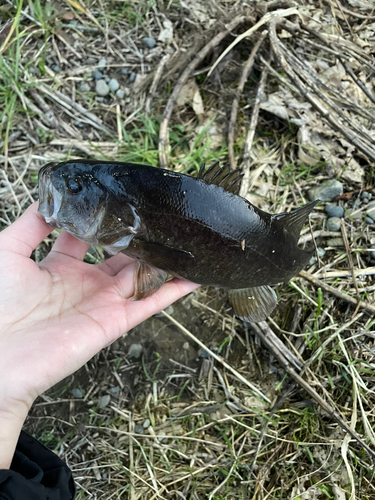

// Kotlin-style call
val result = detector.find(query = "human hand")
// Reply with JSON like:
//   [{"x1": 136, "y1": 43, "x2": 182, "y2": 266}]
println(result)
[{"x1": 0, "y1": 202, "x2": 198, "y2": 468}]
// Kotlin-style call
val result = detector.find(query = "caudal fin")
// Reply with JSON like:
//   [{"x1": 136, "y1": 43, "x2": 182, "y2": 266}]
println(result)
[
  {"x1": 228, "y1": 285, "x2": 277, "y2": 323},
  {"x1": 272, "y1": 200, "x2": 319, "y2": 242}
]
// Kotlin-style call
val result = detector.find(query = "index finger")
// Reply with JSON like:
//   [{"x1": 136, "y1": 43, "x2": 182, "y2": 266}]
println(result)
[{"x1": 0, "y1": 202, "x2": 53, "y2": 257}]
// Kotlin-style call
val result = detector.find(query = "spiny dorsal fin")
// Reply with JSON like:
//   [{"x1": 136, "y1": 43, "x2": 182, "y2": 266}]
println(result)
[
  {"x1": 197, "y1": 162, "x2": 243, "y2": 195},
  {"x1": 272, "y1": 200, "x2": 319, "y2": 242}
]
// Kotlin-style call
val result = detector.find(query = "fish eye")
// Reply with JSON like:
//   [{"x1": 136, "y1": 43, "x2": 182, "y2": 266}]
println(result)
[{"x1": 66, "y1": 178, "x2": 82, "y2": 195}]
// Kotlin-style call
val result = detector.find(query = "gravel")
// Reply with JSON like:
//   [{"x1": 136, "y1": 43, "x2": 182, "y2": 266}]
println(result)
[
  {"x1": 327, "y1": 217, "x2": 341, "y2": 232},
  {"x1": 127, "y1": 343, "x2": 143, "y2": 358},
  {"x1": 129, "y1": 71, "x2": 136, "y2": 83},
  {"x1": 134, "y1": 424, "x2": 144, "y2": 434},
  {"x1": 51, "y1": 64, "x2": 60, "y2": 73},
  {"x1": 93, "y1": 69, "x2": 104, "y2": 80},
  {"x1": 116, "y1": 89, "x2": 125, "y2": 99},
  {"x1": 365, "y1": 216, "x2": 374, "y2": 224},
  {"x1": 325, "y1": 204, "x2": 344, "y2": 218},
  {"x1": 142, "y1": 37, "x2": 156, "y2": 48},
  {"x1": 121, "y1": 68, "x2": 128, "y2": 75},
  {"x1": 308, "y1": 180, "x2": 343, "y2": 202},
  {"x1": 98, "y1": 395, "x2": 111, "y2": 409},
  {"x1": 79, "y1": 82, "x2": 91, "y2": 92},
  {"x1": 98, "y1": 58, "x2": 106, "y2": 68},
  {"x1": 71, "y1": 388, "x2": 83, "y2": 399},
  {"x1": 108, "y1": 78, "x2": 120, "y2": 91},
  {"x1": 95, "y1": 79, "x2": 110, "y2": 96}
]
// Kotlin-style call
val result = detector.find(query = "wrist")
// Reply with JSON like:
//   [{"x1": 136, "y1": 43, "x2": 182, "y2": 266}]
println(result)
[{"x1": 0, "y1": 399, "x2": 30, "y2": 469}]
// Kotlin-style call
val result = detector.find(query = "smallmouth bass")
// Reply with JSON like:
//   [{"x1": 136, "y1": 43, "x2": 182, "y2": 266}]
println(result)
[{"x1": 38, "y1": 160, "x2": 318, "y2": 322}]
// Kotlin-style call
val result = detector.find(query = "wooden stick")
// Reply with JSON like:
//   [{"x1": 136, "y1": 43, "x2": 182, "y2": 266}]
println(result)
[
  {"x1": 228, "y1": 31, "x2": 267, "y2": 171},
  {"x1": 239, "y1": 64, "x2": 268, "y2": 198},
  {"x1": 252, "y1": 321, "x2": 375, "y2": 463},
  {"x1": 298, "y1": 270, "x2": 375, "y2": 316},
  {"x1": 158, "y1": 15, "x2": 245, "y2": 168},
  {"x1": 161, "y1": 310, "x2": 270, "y2": 402}
]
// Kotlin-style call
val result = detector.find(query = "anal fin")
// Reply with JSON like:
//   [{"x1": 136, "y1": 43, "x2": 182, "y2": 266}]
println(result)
[
  {"x1": 132, "y1": 261, "x2": 168, "y2": 300},
  {"x1": 227, "y1": 285, "x2": 277, "y2": 323}
]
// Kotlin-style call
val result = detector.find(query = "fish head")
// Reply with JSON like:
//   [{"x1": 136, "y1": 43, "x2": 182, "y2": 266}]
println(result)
[{"x1": 38, "y1": 161, "x2": 142, "y2": 252}]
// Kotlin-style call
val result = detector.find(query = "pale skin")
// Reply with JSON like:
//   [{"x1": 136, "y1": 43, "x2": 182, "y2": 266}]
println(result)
[{"x1": 0, "y1": 202, "x2": 198, "y2": 469}]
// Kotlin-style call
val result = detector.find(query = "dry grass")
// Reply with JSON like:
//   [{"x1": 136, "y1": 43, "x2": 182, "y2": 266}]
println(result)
[{"x1": 1, "y1": 0, "x2": 375, "y2": 498}]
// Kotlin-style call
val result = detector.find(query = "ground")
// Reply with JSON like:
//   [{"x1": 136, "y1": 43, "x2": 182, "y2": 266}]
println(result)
[{"x1": 1, "y1": 0, "x2": 375, "y2": 498}]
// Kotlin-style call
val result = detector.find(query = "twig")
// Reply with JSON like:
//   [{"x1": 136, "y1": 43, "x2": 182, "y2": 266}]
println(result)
[
  {"x1": 228, "y1": 32, "x2": 267, "y2": 170},
  {"x1": 298, "y1": 270, "x2": 375, "y2": 316},
  {"x1": 239, "y1": 63, "x2": 268, "y2": 198},
  {"x1": 340, "y1": 219, "x2": 361, "y2": 315},
  {"x1": 268, "y1": 19, "x2": 375, "y2": 162},
  {"x1": 158, "y1": 15, "x2": 245, "y2": 168},
  {"x1": 251, "y1": 321, "x2": 375, "y2": 463},
  {"x1": 207, "y1": 7, "x2": 298, "y2": 78},
  {"x1": 160, "y1": 310, "x2": 270, "y2": 402},
  {"x1": 145, "y1": 54, "x2": 170, "y2": 115}
]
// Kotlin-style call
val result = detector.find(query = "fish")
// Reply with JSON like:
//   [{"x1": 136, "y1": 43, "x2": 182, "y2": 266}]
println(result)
[{"x1": 38, "y1": 160, "x2": 318, "y2": 322}]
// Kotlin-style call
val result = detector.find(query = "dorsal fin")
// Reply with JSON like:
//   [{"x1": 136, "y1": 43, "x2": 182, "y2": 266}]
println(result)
[
  {"x1": 196, "y1": 162, "x2": 243, "y2": 195},
  {"x1": 272, "y1": 200, "x2": 319, "y2": 242}
]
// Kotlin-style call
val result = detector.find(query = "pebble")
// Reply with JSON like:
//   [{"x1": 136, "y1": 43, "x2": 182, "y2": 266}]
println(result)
[
  {"x1": 182, "y1": 342, "x2": 190, "y2": 350},
  {"x1": 308, "y1": 180, "x2": 343, "y2": 202},
  {"x1": 129, "y1": 71, "x2": 136, "y2": 83},
  {"x1": 109, "y1": 386, "x2": 120, "y2": 394},
  {"x1": 327, "y1": 237, "x2": 344, "y2": 247},
  {"x1": 142, "y1": 37, "x2": 156, "y2": 48},
  {"x1": 104, "y1": 75, "x2": 110, "y2": 83},
  {"x1": 86, "y1": 57, "x2": 96, "y2": 65},
  {"x1": 366, "y1": 216, "x2": 374, "y2": 225},
  {"x1": 369, "y1": 248, "x2": 375, "y2": 260},
  {"x1": 125, "y1": 97, "x2": 131, "y2": 104},
  {"x1": 353, "y1": 199, "x2": 361, "y2": 210},
  {"x1": 96, "y1": 97, "x2": 105, "y2": 103},
  {"x1": 143, "y1": 419, "x2": 151, "y2": 429},
  {"x1": 317, "y1": 248, "x2": 326, "y2": 258},
  {"x1": 51, "y1": 64, "x2": 61, "y2": 73},
  {"x1": 361, "y1": 191, "x2": 369, "y2": 200},
  {"x1": 327, "y1": 217, "x2": 341, "y2": 232},
  {"x1": 71, "y1": 388, "x2": 83, "y2": 399},
  {"x1": 116, "y1": 89, "x2": 125, "y2": 99},
  {"x1": 121, "y1": 68, "x2": 128, "y2": 75},
  {"x1": 128, "y1": 343, "x2": 143, "y2": 358},
  {"x1": 198, "y1": 347, "x2": 210, "y2": 358},
  {"x1": 93, "y1": 69, "x2": 104, "y2": 80},
  {"x1": 95, "y1": 79, "x2": 110, "y2": 96},
  {"x1": 154, "y1": 305, "x2": 174, "y2": 318},
  {"x1": 98, "y1": 394, "x2": 111, "y2": 409},
  {"x1": 325, "y1": 204, "x2": 344, "y2": 218},
  {"x1": 109, "y1": 78, "x2": 120, "y2": 91},
  {"x1": 79, "y1": 81, "x2": 91, "y2": 92},
  {"x1": 98, "y1": 58, "x2": 106, "y2": 68},
  {"x1": 134, "y1": 424, "x2": 144, "y2": 434}
]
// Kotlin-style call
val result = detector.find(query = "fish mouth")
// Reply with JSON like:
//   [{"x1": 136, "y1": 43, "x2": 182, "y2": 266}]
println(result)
[{"x1": 38, "y1": 162, "x2": 63, "y2": 228}]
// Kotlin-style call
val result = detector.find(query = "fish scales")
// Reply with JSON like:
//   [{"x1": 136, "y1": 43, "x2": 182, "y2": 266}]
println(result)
[{"x1": 38, "y1": 160, "x2": 319, "y2": 322}]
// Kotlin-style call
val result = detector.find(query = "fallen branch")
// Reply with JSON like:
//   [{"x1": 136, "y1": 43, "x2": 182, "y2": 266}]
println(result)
[
  {"x1": 252, "y1": 320, "x2": 375, "y2": 463},
  {"x1": 239, "y1": 63, "x2": 268, "y2": 198},
  {"x1": 298, "y1": 269, "x2": 375, "y2": 316},
  {"x1": 158, "y1": 15, "x2": 245, "y2": 168},
  {"x1": 228, "y1": 32, "x2": 267, "y2": 170}
]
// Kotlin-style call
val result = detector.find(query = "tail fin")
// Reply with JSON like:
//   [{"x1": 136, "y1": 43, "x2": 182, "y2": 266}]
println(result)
[{"x1": 272, "y1": 200, "x2": 319, "y2": 242}]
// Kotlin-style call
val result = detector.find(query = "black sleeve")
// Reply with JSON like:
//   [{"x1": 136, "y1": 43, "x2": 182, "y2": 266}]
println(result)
[{"x1": 0, "y1": 431, "x2": 75, "y2": 500}]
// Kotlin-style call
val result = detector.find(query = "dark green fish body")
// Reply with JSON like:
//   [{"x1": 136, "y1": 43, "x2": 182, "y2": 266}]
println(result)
[{"x1": 38, "y1": 160, "x2": 318, "y2": 322}]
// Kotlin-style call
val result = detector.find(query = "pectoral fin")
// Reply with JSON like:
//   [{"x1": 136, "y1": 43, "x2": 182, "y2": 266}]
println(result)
[
  {"x1": 228, "y1": 285, "x2": 277, "y2": 323},
  {"x1": 132, "y1": 261, "x2": 168, "y2": 300}
]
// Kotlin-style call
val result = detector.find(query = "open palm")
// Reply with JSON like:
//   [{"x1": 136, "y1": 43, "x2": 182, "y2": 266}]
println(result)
[{"x1": 0, "y1": 202, "x2": 198, "y2": 415}]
